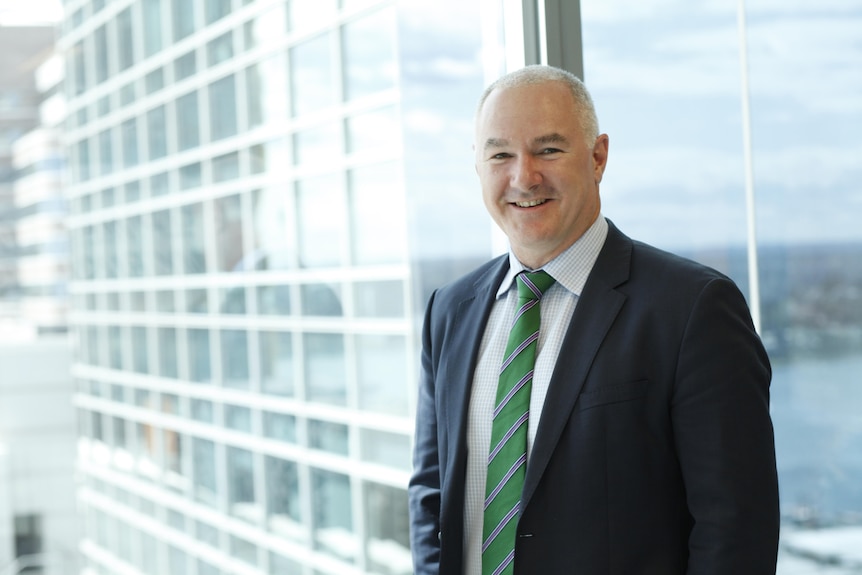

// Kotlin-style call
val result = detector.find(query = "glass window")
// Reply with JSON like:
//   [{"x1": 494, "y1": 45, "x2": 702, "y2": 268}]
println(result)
[
  {"x1": 152, "y1": 209, "x2": 174, "y2": 275},
  {"x1": 230, "y1": 535, "x2": 257, "y2": 565},
  {"x1": 76, "y1": 138, "x2": 90, "y2": 182},
  {"x1": 253, "y1": 188, "x2": 296, "y2": 270},
  {"x1": 169, "y1": 545, "x2": 186, "y2": 573},
  {"x1": 208, "y1": 75, "x2": 237, "y2": 141},
  {"x1": 341, "y1": 7, "x2": 396, "y2": 101},
  {"x1": 205, "y1": 0, "x2": 231, "y2": 24},
  {"x1": 212, "y1": 152, "x2": 239, "y2": 182},
  {"x1": 311, "y1": 469, "x2": 356, "y2": 563},
  {"x1": 308, "y1": 420, "x2": 349, "y2": 456},
  {"x1": 156, "y1": 290, "x2": 175, "y2": 313},
  {"x1": 207, "y1": 32, "x2": 233, "y2": 66},
  {"x1": 121, "y1": 118, "x2": 139, "y2": 167},
  {"x1": 225, "y1": 405, "x2": 251, "y2": 432},
  {"x1": 350, "y1": 162, "x2": 406, "y2": 265},
  {"x1": 354, "y1": 280, "x2": 405, "y2": 318},
  {"x1": 120, "y1": 82, "x2": 137, "y2": 106},
  {"x1": 142, "y1": 0, "x2": 163, "y2": 56},
  {"x1": 176, "y1": 91, "x2": 200, "y2": 150},
  {"x1": 182, "y1": 203, "x2": 206, "y2": 274},
  {"x1": 289, "y1": 0, "x2": 337, "y2": 32},
  {"x1": 147, "y1": 105, "x2": 168, "y2": 160},
  {"x1": 293, "y1": 121, "x2": 340, "y2": 166},
  {"x1": 71, "y1": 41, "x2": 86, "y2": 95},
  {"x1": 180, "y1": 162, "x2": 202, "y2": 189},
  {"x1": 227, "y1": 447, "x2": 258, "y2": 523},
  {"x1": 125, "y1": 181, "x2": 140, "y2": 203},
  {"x1": 260, "y1": 331, "x2": 293, "y2": 396},
  {"x1": 219, "y1": 286, "x2": 246, "y2": 314},
  {"x1": 94, "y1": 25, "x2": 109, "y2": 84},
  {"x1": 175, "y1": 50, "x2": 197, "y2": 80},
  {"x1": 191, "y1": 399, "x2": 213, "y2": 423},
  {"x1": 303, "y1": 333, "x2": 346, "y2": 406},
  {"x1": 192, "y1": 438, "x2": 217, "y2": 507},
  {"x1": 103, "y1": 222, "x2": 118, "y2": 278},
  {"x1": 296, "y1": 173, "x2": 346, "y2": 268},
  {"x1": 301, "y1": 283, "x2": 343, "y2": 316},
  {"x1": 355, "y1": 334, "x2": 408, "y2": 416},
  {"x1": 108, "y1": 326, "x2": 123, "y2": 369},
  {"x1": 269, "y1": 552, "x2": 303, "y2": 574},
  {"x1": 117, "y1": 8, "x2": 134, "y2": 70},
  {"x1": 188, "y1": 329, "x2": 212, "y2": 383},
  {"x1": 145, "y1": 68, "x2": 164, "y2": 93},
  {"x1": 244, "y1": 54, "x2": 288, "y2": 127},
  {"x1": 363, "y1": 482, "x2": 410, "y2": 575},
  {"x1": 290, "y1": 32, "x2": 335, "y2": 116},
  {"x1": 263, "y1": 412, "x2": 296, "y2": 442},
  {"x1": 130, "y1": 326, "x2": 149, "y2": 374},
  {"x1": 127, "y1": 216, "x2": 144, "y2": 277},
  {"x1": 186, "y1": 288, "x2": 208, "y2": 313},
  {"x1": 244, "y1": 4, "x2": 285, "y2": 51},
  {"x1": 221, "y1": 329, "x2": 249, "y2": 389},
  {"x1": 97, "y1": 95, "x2": 111, "y2": 116},
  {"x1": 158, "y1": 327, "x2": 178, "y2": 378},
  {"x1": 172, "y1": 0, "x2": 195, "y2": 41},
  {"x1": 346, "y1": 105, "x2": 398, "y2": 155},
  {"x1": 215, "y1": 194, "x2": 245, "y2": 271},
  {"x1": 360, "y1": 429, "x2": 410, "y2": 471},
  {"x1": 150, "y1": 172, "x2": 169, "y2": 197},
  {"x1": 257, "y1": 285, "x2": 292, "y2": 315},
  {"x1": 98, "y1": 129, "x2": 113, "y2": 175},
  {"x1": 195, "y1": 520, "x2": 220, "y2": 547},
  {"x1": 197, "y1": 560, "x2": 220, "y2": 575},
  {"x1": 264, "y1": 456, "x2": 304, "y2": 541}
]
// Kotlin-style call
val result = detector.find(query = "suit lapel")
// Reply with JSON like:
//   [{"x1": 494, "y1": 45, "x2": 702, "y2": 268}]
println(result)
[{"x1": 521, "y1": 222, "x2": 633, "y2": 510}]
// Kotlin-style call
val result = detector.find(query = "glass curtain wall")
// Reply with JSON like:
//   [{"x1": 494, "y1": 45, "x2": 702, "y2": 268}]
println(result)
[
  {"x1": 580, "y1": 1, "x2": 862, "y2": 572},
  {"x1": 60, "y1": 0, "x2": 491, "y2": 573}
]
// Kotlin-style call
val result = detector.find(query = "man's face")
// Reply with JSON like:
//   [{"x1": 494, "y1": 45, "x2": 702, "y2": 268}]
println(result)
[{"x1": 475, "y1": 81, "x2": 609, "y2": 269}]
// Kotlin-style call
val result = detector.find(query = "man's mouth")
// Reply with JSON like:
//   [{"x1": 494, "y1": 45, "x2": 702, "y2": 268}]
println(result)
[{"x1": 514, "y1": 199, "x2": 548, "y2": 208}]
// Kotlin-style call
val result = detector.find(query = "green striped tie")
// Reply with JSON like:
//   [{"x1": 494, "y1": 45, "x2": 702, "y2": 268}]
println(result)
[{"x1": 482, "y1": 270, "x2": 555, "y2": 575}]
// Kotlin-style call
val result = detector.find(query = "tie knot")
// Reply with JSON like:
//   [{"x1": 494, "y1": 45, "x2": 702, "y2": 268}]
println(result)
[{"x1": 516, "y1": 270, "x2": 555, "y2": 301}]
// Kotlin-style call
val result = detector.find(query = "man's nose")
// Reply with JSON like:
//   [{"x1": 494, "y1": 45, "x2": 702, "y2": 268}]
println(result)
[{"x1": 511, "y1": 155, "x2": 542, "y2": 191}]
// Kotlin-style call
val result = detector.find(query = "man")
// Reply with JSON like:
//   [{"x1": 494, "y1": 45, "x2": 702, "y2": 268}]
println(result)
[{"x1": 408, "y1": 65, "x2": 779, "y2": 574}]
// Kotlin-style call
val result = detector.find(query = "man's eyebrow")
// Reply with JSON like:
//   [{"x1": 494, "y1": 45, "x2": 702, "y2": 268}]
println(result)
[
  {"x1": 483, "y1": 137, "x2": 509, "y2": 150},
  {"x1": 534, "y1": 133, "x2": 569, "y2": 146}
]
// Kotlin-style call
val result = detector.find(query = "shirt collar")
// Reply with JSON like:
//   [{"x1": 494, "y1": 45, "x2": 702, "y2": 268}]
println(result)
[{"x1": 496, "y1": 215, "x2": 609, "y2": 299}]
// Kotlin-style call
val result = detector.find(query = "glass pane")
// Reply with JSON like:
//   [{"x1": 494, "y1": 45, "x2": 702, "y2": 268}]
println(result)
[
  {"x1": 296, "y1": 174, "x2": 345, "y2": 268},
  {"x1": 311, "y1": 469, "x2": 356, "y2": 563},
  {"x1": 142, "y1": 0, "x2": 163, "y2": 56},
  {"x1": 257, "y1": 285, "x2": 292, "y2": 315},
  {"x1": 151, "y1": 209, "x2": 174, "y2": 275},
  {"x1": 260, "y1": 331, "x2": 294, "y2": 396},
  {"x1": 186, "y1": 289, "x2": 208, "y2": 313},
  {"x1": 182, "y1": 203, "x2": 207, "y2": 274},
  {"x1": 127, "y1": 216, "x2": 144, "y2": 277},
  {"x1": 180, "y1": 162, "x2": 201, "y2": 189},
  {"x1": 293, "y1": 121, "x2": 340, "y2": 166},
  {"x1": 349, "y1": 162, "x2": 406, "y2": 265},
  {"x1": 308, "y1": 420, "x2": 348, "y2": 456},
  {"x1": 303, "y1": 333, "x2": 346, "y2": 406},
  {"x1": 209, "y1": 74, "x2": 237, "y2": 141},
  {"x1": 262, "y1": 412, "x2": 296, "y2": 442},
  {"x1": 147, "y1": 105, "x2": 168, "y2": 159},
  {"x1": 121, "y1": 118, "x2": 138, "y2": 167},
  {"x1": 290, "y1": 32, "x2": 334, "y2": 117},
  {"x1": 221, "y1": 329, "x2": 249, "y2": 389},
  {"x1": 145, "y1": 68, "x2": 164, "y2": 93},
  {"x1": 98, "y1": 129, "x2": 113, "y2": 174},
  {"x1": 205, "y1": 0, "x2": 231, "y2": 24},
  {"x1": 207, "y1": 32, "x2": 233, "y2": 67},
  {"x1": 360, "y1": 429, "x2": 410, "y2": 471},
  {"x1": 158, "y1": 327, "x2": 178, "y2": 378},
  {"x1": 227, "y1": 447, "x2": 259, "y2": 523},
  {"x1": 353, "y1": 280, "x2": 405, "y2": 318},
  {"x1": 94, "y1": 25, "x2": 109, "y2": 84},
  {"x1": 265, "y1": 456, "x2": 305, "y2": 541},
  {"x1": 341, "y1": 7, "x2": 396, "y2": 101},
  {"x1": 103, "y1": 222, "x2": 118, "y2": 278},
  {"x1": 176, "y1": 91, "x2": 200, "y2": 150},
  {"x1": 212, "y1": 151, "x2": 239, "y2": 182},
  {"x1": 215, "y1": 194, "x2": 245, "y2": 271},
  {"x1": 225, "y1": 405, "x2": 251, "y2": 432},
  {"x1": 300, "y1": 283, "x2": 343, "y2": 316},
  {"x1": 355, "y1": 334, "x2": 408, "y2": 416},
  {"x1": 346, "y1": 105, "x2": 398, "y2": 155},
  {"x1": 219, "y1": 286, "x2": 246, "y2": 314},
  {"x1": 188, "y1": 329, "x2": 212, "y2": 383},
  {"x1": 244, "y1": 4, "x2": 285, "y2": 51},
  {"x1": 117, "y1": 8, "x2": 136, "y2": 70},
  {"x1": 364, "y1": 482, "x2": 411, "y2": 575},
  {"x1": 172, "y1": 0, "x2": 195, "y2": 41},
  {"x1": 192, "y1": 438, "x2": 217, "y2": 506},
  {"x1": 245, "y1": 54, "x2": 288, "y2": 126},
  {"x1": 253, "y1": 188, "x2": 296, "y2": 270},
  {"x1": 131, "y1": 326, "x2": 149, "y2": 373},
  {"x1": 175, "y1": 51, "x2": 197, "y2": 80},
  {"x1": 150, "y1": 172, "x2": 169, "y2": 197}
]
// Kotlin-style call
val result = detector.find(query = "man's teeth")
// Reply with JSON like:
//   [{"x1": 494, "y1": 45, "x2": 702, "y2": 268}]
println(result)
[{"x1": 515, "y1": 199, "x2": 547, "y2": 208}]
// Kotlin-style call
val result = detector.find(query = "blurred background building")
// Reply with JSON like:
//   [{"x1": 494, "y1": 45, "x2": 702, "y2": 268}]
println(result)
[{"x1": 0, "y1": 0, "x2": 859, "y2": 574}]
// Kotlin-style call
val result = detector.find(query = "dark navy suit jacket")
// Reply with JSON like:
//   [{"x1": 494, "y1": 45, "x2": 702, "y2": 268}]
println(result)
[{"x1": 409, "y1": 220, "x2": 779, "y2": 574}]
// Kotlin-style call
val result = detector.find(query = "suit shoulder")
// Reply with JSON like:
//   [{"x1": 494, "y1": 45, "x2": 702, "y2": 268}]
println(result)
[{"x1": 629, "y1": 239, "x2": 732, "y2": 286}]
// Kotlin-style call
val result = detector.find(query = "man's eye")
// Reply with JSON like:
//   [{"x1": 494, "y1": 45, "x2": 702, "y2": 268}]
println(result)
[
  {"x1": 540, "y1": 148, "x2": 562, "y2": 155},
  {"x1": 491, "y1": 153, "x2": 511, "y2": 160}
]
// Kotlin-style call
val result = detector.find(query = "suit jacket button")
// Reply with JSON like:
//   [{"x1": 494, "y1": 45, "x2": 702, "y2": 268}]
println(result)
[{"x1": 438, "y1": 531, "x2": 442, "y2": 541}]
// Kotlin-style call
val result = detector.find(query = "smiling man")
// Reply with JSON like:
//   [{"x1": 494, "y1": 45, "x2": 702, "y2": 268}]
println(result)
[{"x1": 409, "y1": 65, "x2": 780, "y2": 575}]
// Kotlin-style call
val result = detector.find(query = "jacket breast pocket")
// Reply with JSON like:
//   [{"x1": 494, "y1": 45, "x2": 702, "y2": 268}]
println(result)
[{"x1": 577, "y1": 380, "x2": 649, "y2": 411}]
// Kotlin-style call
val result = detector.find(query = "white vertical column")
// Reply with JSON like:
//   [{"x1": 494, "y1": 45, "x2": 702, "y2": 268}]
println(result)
[{"x1": 737, "y1": 0, "x2": 763, "y2": 333}]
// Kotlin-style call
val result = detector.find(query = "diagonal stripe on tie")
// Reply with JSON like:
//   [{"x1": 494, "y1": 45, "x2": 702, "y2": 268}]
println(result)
[{"x1": 482, "y1": 270, "x2": 555, "y2": 575}]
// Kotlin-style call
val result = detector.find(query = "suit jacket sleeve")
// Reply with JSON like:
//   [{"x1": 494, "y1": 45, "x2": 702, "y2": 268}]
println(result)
[
  {"x1": 672, "y1": 277, "x2": 779, "y2": 573},
  {"x1": 409, "y1": 289, "x2": 442, "y2": 575}
]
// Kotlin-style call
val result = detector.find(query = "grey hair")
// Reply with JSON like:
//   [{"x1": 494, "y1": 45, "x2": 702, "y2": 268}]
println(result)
[{"x1": 477, "y1": 65, "x2": 600, "y2": 146}]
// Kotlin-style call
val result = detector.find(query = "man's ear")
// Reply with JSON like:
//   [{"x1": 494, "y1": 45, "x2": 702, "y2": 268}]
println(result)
[{"x1": 593, "y1": 134, "x2": 609, "y2": 184}]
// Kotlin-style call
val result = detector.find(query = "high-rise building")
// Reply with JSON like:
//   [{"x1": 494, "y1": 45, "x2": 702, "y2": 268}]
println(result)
[{"x1": 61, "y1": 1, "x2": 492, "y2": 573}]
